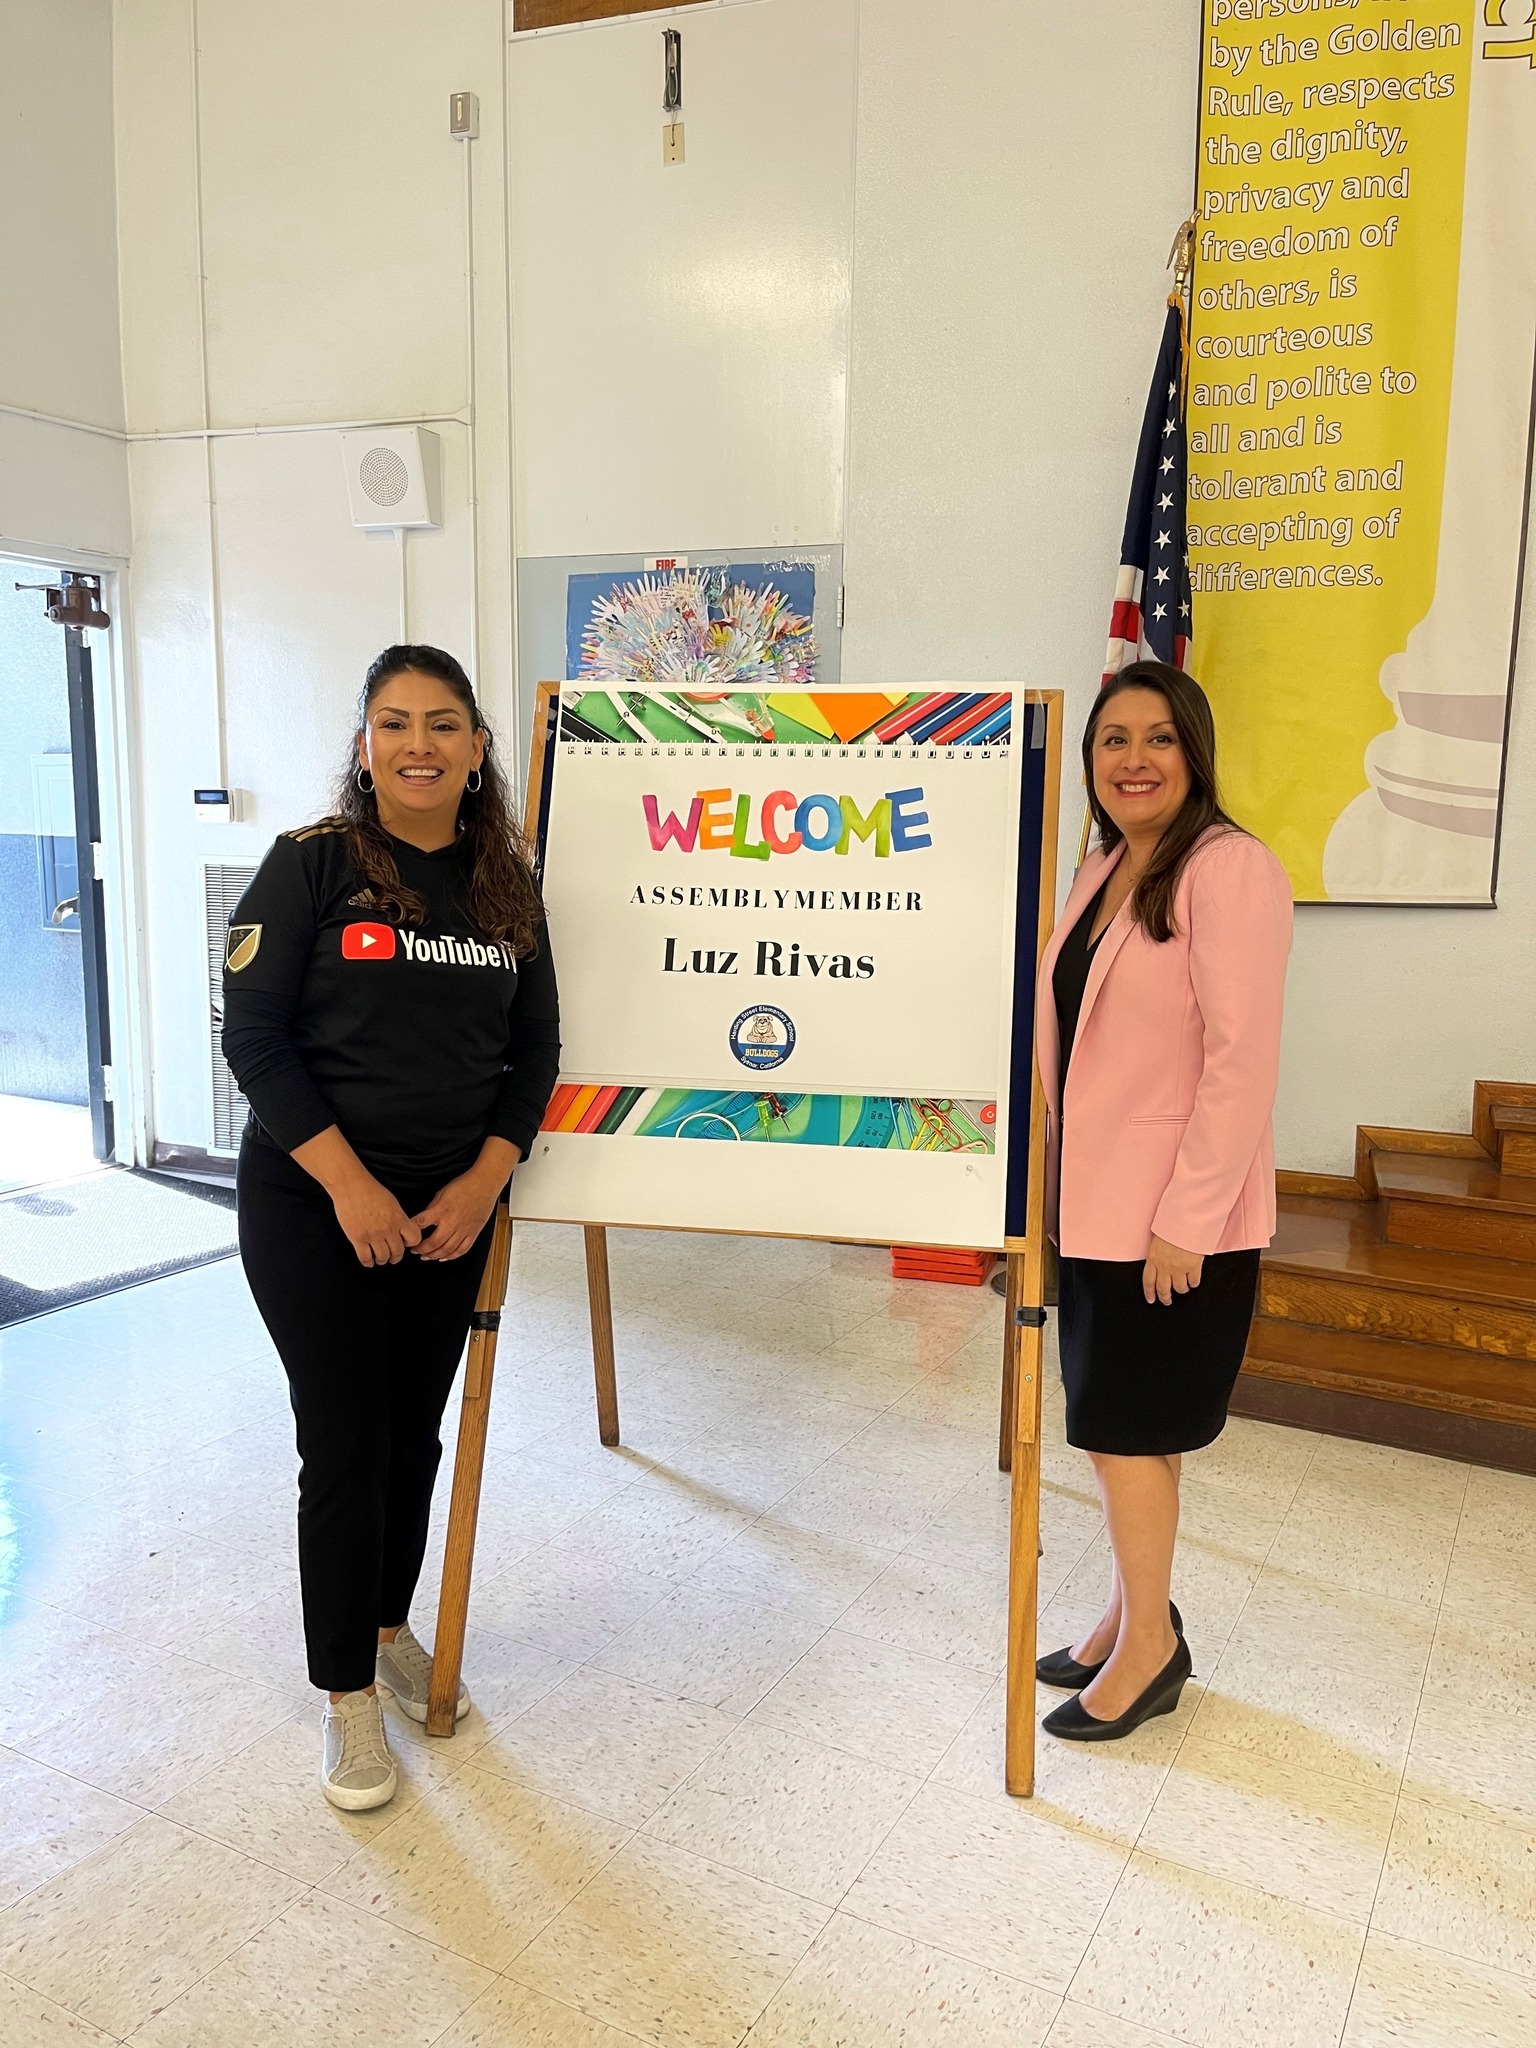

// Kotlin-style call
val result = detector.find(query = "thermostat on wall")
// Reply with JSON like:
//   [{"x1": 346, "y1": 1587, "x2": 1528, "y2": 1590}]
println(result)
[{"x1": 193, "y1": 788, "x2": 240, "y2": 824}]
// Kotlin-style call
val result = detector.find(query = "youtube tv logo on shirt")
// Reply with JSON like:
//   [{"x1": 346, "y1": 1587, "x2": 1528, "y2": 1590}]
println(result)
[{"x1": 341, "y1": 922, "x2": 397, "y2": 961}]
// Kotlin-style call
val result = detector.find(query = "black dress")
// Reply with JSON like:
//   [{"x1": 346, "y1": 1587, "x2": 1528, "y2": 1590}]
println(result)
[{"x1": 1052, "y1": 884, "x2": 1261, "y2": 1457}]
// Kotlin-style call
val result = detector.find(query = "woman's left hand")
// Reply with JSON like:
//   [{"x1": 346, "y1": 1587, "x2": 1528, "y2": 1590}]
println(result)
[
  {"x1": 411, "y1": 1138, "x2": 521, "y2": 1261},
  {"x1": 1143, "y1": 1234, "x2": 1204, "y2": 1306},
  {"x1": 407, "y1": 1171, "x2": 496, "y2": 1262}
]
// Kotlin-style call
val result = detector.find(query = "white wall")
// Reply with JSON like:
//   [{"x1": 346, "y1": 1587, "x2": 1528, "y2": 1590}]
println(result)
[
  {"x1": 842, "y1": 0, "x2": 1200, "y2": 850},
  {"x1": 1278, "y1": 580, "x2": 1536, "y2": 1166},
  {"x1": 507, "y1": 0, "x2": 857, "y2": 558},
  {"x1": 102, "y1": 0, "x2": 1536, "y2": 1169},
  {"x1": 113, "y1": 0, "x2": 509, "y2": 1148},
  {"x1": 0, "y1": 0, "x2": 128, "y2": 561}
]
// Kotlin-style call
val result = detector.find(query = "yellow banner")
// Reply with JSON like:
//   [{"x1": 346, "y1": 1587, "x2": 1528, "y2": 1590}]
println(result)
[{"x1": 1189, "y1": 2, "x2": 1536, "y2": 901}]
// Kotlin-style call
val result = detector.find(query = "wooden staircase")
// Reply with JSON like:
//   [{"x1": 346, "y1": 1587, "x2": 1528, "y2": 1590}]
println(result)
[{"x1": 1233, "y1": 1082, "x2": 1536, "y2": 1473}]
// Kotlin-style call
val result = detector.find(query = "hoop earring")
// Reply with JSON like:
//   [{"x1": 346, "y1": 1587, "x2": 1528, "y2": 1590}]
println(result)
[
  {"x1": 355, "y1": 766, "x2": 374, "y2": 795},
  {"x1": 466, "y1": 769, "x2": 482, "y2": 794}
]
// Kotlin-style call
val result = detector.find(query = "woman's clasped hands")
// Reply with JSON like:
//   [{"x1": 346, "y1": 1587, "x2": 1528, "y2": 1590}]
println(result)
[{"x1": 329, "y1": 1162, "x2": 504, "y2": 1267}]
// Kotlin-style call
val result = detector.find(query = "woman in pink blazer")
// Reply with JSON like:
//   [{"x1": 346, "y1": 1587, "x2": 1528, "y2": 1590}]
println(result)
[{"x1": 1034, "y1": 660, "x2": 1292, "y2": 1743}]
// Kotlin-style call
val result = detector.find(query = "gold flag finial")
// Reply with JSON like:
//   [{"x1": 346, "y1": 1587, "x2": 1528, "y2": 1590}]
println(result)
[{"x1": 1167, "y1": 213, "x2": 1198, "y2": 296}]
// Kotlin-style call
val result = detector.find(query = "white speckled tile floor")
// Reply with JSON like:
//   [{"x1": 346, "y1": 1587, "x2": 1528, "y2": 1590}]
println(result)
[{"x1": 0, "y1": 1224, "x2": 1532, "y2": 2046}]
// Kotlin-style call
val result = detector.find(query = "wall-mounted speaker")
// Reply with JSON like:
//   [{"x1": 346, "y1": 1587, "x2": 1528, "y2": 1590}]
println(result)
[{"x1": 339, "y1": 426, "x2": 442, "y2": 529}]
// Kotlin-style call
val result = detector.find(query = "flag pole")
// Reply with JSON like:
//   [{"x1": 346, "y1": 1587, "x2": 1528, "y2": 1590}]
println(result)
[{"x1": 1079, "y1": 215, "x2": 1199, "y2": 870}]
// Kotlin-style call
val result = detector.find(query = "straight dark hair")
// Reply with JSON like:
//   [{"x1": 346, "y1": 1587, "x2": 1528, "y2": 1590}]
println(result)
[
  {"x1": 330, "y1": 644, "x2": 544, "y2": 957},
  {"x1": 1083, "y1": 659, "x2": 1240, "y2": 943}
]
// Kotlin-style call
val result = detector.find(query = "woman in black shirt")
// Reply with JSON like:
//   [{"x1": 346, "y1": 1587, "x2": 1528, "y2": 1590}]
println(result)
[{"x1": 223, "y1": 644, "x2": 559, "y2": 1810}]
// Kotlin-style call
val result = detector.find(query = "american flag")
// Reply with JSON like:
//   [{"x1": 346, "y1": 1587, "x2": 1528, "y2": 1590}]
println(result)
[{"x1": 1102, "y1": 301, "x2": 1192, "y2": 680}]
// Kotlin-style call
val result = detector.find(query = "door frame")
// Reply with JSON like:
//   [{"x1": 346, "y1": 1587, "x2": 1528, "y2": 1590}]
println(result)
[
  {"x1": 63, "y1": 614, "x2": 113, "y2": 1160},
  {"x1": 1, "y1": 544, "x2": 150, "y2": 1172}
]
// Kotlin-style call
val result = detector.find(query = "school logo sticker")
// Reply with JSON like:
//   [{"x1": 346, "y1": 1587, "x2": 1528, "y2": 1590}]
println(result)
[
  {"x1": 225, "y1": 924, "x2": 262, "y2": 973},
  {"x1": 341, "y1": 921, "x2": 397, "y2": 961},
  {"x1": 729, "y1": 1005, "x2": 795, "y2": 1073}
]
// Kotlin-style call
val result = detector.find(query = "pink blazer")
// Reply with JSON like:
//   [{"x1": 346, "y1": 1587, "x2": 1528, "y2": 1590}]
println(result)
[{"x1": 1035, "y1": 827, "x2": 1293, "y2": 1261}]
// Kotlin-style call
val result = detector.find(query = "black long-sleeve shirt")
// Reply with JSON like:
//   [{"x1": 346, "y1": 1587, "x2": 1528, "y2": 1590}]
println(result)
[{"x1": 222, "y1": 821, "x2": 560, "y2": 1187}]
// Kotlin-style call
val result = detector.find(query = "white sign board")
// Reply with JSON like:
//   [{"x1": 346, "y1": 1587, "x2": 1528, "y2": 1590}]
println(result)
[{"x1": 510, "y1": 687, "x2": 1049, "y2": 1249}]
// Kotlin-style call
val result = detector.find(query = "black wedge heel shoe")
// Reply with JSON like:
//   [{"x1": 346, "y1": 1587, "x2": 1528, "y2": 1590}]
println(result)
[
  {"x1": 1041, "y1": 1634, "x2": 1192, "y2": 1743},
  {"x1": 1036, "y1": 1602, "x2": 1183, "y2": 1691}
]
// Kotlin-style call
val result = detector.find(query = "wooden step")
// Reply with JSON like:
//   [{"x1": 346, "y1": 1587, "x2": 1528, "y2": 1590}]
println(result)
[
  {"x1": 1253, "y1": 1084, "x2": 1536, "y2": 1472},
  {"x1": 1472, "y1": 1080, "x2": 1536, "y2": 1174},
  {"x1": 1243, "y1": 1314, "x2": 1536, "y2": 1427},
  {"x1": 1373, "y1": 1150, "x2": 1536, "y2": 1260},
  {"x1": 1263, "y1": 1196, "x2": 1536, "y2": 1360},
  {"x1": 1232, "y1": 1362, "x2": 1536, "y2": 1474},
  {"x1": 1492, "y1": 1104, "x2": 1536, "y2": 1178}
]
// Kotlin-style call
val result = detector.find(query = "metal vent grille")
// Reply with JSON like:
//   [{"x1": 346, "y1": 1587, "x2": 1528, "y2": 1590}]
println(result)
[{"x1": 204, "y1": 861, "x2": 258, "y2": 1153}]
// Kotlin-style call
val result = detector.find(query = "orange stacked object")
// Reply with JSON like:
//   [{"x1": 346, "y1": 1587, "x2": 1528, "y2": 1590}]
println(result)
[{"x1": 890, "y1": 1246, "x2": 997, "y2": 1286}]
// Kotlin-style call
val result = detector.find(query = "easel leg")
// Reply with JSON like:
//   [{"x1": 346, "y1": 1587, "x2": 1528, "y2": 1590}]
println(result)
[
  {"x1": 585, "y1": 1224, "x2": 620, "y2": 1447},
  {"x1": 429, "y1": 1204, "x2": 512, "y2": 1737},
  {"x1": 998, "y1": 1254, "x2": 1019, "y2": 1473},
  {"x1": 1004, "y1": 1249, "x2": 1043, "y2": 1796}
]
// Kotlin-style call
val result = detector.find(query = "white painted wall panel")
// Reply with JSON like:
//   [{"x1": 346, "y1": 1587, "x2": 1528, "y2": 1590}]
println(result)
[
  {"x1": 0, "y1": 414, "x2": 129, "y2": 561},
  {"x1": 842, "y1": 0, "x2": 1200, "y2": 784},
  {"x1": 0, "y1": 0, "x2": 125, "y2": 432},
  {"x1": 127, "y1": 436, "x2": 228, "y2": 1147},
  {"x1": 509, "y1": 0, "x2": 856, "y2": 558},
  {"x1": 194, "y1": 0, "x2": 496, "y2": 428},
  {"x1": 129, "y1": 422, "x2": 488, "y2": 1148},
  {"x1": 214, "y1": 428, "x2": 481, "y2": 824},
  {"x1": 0, "y1": 0, "x2": 127, "y2": 559},
  {"x1": 214, "y1": 435, "x2": 405, "y2": 829},
  {"x1": 113, "y1": 0, "x2": 205, "y2": 433},
  {"x1": 1278, "y1": 588, "x2": 1536, "y2": 1170}
]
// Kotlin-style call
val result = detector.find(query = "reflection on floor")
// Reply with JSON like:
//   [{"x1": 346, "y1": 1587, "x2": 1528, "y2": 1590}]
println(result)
[
  {"x1": 0, "y1": 1225, "x2": 1533, "y2": 2046},
  {"x1": 0, "y1": 1093, "x2": 96, "y2": 1196}
]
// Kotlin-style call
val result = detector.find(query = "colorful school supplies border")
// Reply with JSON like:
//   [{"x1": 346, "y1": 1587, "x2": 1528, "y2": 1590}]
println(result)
[
  {"x1": 558, "y1": 689, "x2": 1014, "y2": 752},
  {"x1": 538, "y1": 1086, "x2": 997, "y2": 1154}
]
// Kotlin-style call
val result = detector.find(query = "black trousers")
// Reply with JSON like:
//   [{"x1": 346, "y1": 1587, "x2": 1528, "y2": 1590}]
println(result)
[{"x1": 237, "y1": 1137, "x2": 496, "y2": 1693}]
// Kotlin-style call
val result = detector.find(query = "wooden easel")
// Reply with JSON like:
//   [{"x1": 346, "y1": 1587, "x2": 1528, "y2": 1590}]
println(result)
[
  {"x1": 1000, "y1": 704, "x2": 1060, "y2": 1797},
  {"x1": 430, "y1": 686, "x2": 1060, "y2": 1793},
  {"x1": 427, "y1": 1199, "x2": 511, "y2": 1736},
  {"x1": 426, "y1": 1208, "x2": 619, "y2": 1735},
  {"x1": 430, "y1": 1214, "x2": 1045, "y2": 1778}
]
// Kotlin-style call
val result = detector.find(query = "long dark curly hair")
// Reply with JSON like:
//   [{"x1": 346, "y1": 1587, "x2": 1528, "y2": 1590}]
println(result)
[
  {"x1": 1083, "y1": 659, "x2": 1242, "y2": 943},
  {"x1": 331, "y1": 644, "x2": 543, "y2": 957}
]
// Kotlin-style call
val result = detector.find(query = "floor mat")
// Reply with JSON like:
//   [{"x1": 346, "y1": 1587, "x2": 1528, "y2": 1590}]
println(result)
[{"x1": 0, "y1": 1168, "x2": 237, "y2": 1328}]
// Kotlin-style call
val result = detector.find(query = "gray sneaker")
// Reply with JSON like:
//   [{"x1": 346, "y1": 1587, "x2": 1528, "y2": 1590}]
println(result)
[
  {"x1": 375, "y1": 1622, "x2": 470, "y2": 1725},
  {"x1": 320, "y1": 1689, "x2": 398, "y2": 1811}
]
